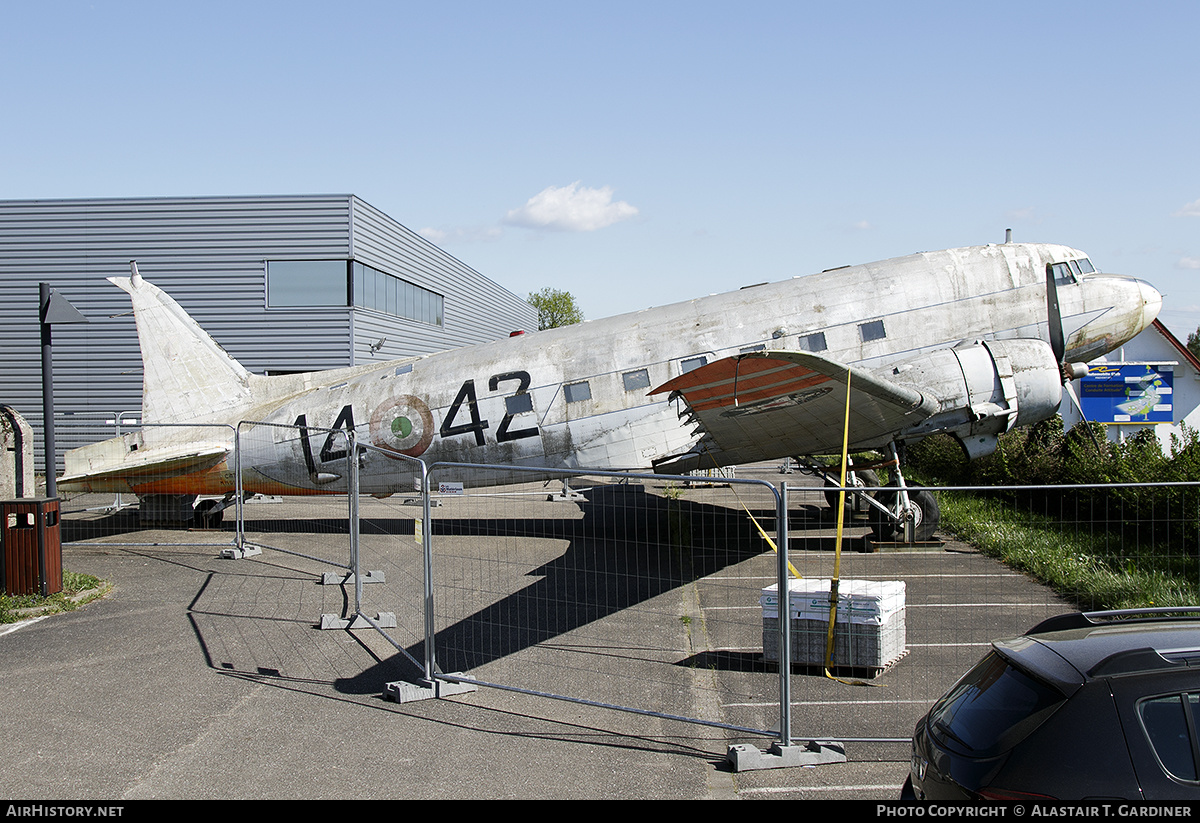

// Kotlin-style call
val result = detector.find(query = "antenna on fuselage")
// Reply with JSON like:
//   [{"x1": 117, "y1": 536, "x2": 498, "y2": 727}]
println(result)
[{"x1": 1005, "y1": 228, "x2": 1012, "y2": 243}]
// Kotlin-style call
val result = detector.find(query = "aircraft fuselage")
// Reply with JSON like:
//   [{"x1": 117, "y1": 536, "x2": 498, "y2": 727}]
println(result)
[{"x1": 60, "y1": 242, "x2": 1161, "y2": 496}]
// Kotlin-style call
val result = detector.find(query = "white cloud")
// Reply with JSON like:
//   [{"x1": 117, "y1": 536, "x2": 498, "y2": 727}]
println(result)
[
  {"x1": 417, "y1": 225, "x2": 502, "y2": 244},
  {"x1": 504, "y1": 182, "x2": 638, "y2": 232},
  {"x1": 1177, "y1": 256, "x2": 1200, "y2": 270},
  {"x1": 1173, "y1": 199, "x2": 1200, "y2": 217}
]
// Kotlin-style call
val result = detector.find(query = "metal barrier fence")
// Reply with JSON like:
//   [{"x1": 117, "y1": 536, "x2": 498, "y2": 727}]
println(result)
[
  {"x1": 51, "y1": 418, "x2": 1200, "y2": 765},
  {"x1": 56, "y1": 418, "x2": 241, "y2": 553},
  {"x1": 361, "y1": 459, "x2": 799, "y2": 752}
]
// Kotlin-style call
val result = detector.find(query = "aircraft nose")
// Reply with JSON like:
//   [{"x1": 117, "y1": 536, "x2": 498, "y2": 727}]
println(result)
[{"x1": 1139, "y1": 278, "x2": 1163, "y2": 331}]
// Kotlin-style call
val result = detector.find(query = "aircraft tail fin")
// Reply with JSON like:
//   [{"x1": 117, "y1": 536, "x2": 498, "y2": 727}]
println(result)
[{"x1": 111, "y1": 263, "x2": 254, "y2": 425}]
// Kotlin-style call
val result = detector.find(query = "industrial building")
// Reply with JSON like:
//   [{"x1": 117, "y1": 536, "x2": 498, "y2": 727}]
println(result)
[{"x1": 0, "y1": 195, "x2": 537, "y2": 476}]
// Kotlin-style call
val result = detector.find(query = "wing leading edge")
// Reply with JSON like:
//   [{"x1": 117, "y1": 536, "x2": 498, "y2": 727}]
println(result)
[{"x1": 649, "y1": 351, "x2": 938, "y2": 472}]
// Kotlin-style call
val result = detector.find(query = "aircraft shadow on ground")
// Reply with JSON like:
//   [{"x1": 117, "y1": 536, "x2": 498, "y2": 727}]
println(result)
[
  {"x1": 61, "y1": 485, "x2": 866, "y2": 694},
  {"x1": 333, "y1": 483, "x2": 784, "y2": 694}
]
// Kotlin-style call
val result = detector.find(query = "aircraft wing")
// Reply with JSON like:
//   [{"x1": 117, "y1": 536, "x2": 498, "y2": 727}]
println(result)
[{"x1": 649, "y1": 350, "x2": 938, "y2": 471}]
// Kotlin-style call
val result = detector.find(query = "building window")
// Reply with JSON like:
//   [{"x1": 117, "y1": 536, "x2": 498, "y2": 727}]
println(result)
[
  {"x1": 859, "y1": 320, "x2": 886, "y2": 342},
  {"x1": 266, "y1": 261, "x2": 349, "y2": 307},
  {"x1": 265, "y1": 259, "x2": 443, "y2": 327},
  {"x1": 353, "y1": 262, "x2": 443, "y2": 326},
  {"x1": 564, "y1": 381, "x2": 592, "y2": 403},
  {"x1": 622, "y1": 369, "x2": 651, "y2": 392}
]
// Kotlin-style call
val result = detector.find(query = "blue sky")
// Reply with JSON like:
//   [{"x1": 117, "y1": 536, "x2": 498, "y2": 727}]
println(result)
[{"x1": 3, "y1": 1, "x2": 1198, "y2": 339}]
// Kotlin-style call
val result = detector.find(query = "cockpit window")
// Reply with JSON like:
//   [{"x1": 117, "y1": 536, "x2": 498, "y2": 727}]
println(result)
[
  {"x1": 1050, "y1": 258, "x2": 1096, "y2": 285},
  {"x1": 1050, "y1": 262, "x2": 1077, "y2": 285}
]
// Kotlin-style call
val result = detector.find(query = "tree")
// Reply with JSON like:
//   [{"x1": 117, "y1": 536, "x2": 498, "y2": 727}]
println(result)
[
  {"x1": 1188, "y1": 326, "x2": 1200, "y2": 361},
  {"x1": 527, "y1": 288, "x2": 584, "y2": 330}
]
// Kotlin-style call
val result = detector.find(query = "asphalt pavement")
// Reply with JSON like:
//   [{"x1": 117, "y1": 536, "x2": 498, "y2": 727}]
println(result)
[{"x1": 0, "y1": 471, "x2": 1072, "y2": 801}]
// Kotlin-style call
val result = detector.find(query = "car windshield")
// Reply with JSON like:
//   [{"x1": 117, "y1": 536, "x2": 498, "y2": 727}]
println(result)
[{"x1": 926, "y1": 651, "x2": 1066, "y2": 758}]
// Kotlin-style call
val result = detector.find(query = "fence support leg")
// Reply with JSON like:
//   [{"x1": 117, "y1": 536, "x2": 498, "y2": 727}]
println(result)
[{"x1": 726, "y1": 481, "x2": 848, "y2": 772}]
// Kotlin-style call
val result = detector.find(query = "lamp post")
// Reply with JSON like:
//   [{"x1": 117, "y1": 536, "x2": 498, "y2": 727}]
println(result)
[{"x1": 39, "y1": 283, "x2": 88, "y2": 497}]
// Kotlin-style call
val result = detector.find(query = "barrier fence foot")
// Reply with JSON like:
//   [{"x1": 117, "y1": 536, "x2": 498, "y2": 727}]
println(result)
[
  {"x1": 726, "y1": 740, "x2": 847, "y2": 772},
  {"x1": 548, "y1": 490, "x2": 585, "y2": 501},
  {"x1": 321, "y1": 570, "x2": 385, "y2": 585},
  {"x1": 319, "y1": 612, "x2": 396, "y2": 630},
  {"x1": 384, "y1": 675, "x2": 477, "y2": 703},
  {"x1": 221, "y1": 544, "x2": 262, "y2": 559}
]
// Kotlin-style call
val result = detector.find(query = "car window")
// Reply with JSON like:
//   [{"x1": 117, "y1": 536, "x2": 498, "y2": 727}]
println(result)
[
  {"x1": 1139, "y1": 694, "x2": 1199, "y2": 782},
  {"x1": 926, "y1": 651, "x2": 1066, "y2": 758}
]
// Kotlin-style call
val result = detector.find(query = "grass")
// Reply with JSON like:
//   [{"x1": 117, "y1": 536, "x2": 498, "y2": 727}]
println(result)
[
  {"x1": 937, "y1": 491, "x2": 1200, "y2": 611},
  {"x1": 0, "y1": 570, "x2": 112, "y2": 624}
]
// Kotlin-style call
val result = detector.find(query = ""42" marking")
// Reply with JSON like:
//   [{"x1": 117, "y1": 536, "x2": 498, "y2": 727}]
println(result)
[
  {"x1": 440, "y1": 371, "x2": 538, "y2": 446},
  {"x1": 292, "y1": 370, "x2": 539, "y2": 474}
]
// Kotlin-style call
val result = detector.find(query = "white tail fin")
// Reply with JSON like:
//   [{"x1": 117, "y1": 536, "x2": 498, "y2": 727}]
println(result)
[{"x1": 111, "y1": 262, "x2": 254, "y2": 425}]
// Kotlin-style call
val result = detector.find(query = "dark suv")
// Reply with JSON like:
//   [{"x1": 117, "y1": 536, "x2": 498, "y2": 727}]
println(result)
[{"x1": 904, "y1": 608, "x2": 1200, "y2": 800}]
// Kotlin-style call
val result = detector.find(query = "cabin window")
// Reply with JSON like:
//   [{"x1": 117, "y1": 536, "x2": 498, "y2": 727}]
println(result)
[
  {"x1": 859, "y1": 320, "x2": 886, "y2": 342},
  {"x1": 505, "y1": 392, "x2": 534, "y2": 415},
  {"x1": 740, "y1": 344, "x2": 766, "y2": 354},
  {"x1": 681, "y1": 356, "x2": 708, "y2": 374},
  {"x1": 799, "y1": 332, "x2": 828, "y2": 352},
  {"x1": 622, "y1": 369, "x2": 651, "y2": 392},
  {"x1": 564, "y1": 381, "x2": 592, "y2": 403}
]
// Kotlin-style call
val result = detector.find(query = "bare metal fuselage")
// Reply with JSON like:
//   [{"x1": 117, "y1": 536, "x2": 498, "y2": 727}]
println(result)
[{"x1": 60, "y1": 242, "x2": 1161, "y2": 497}]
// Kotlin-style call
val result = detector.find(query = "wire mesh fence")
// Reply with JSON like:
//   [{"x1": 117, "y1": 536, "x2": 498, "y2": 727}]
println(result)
[{"x1": 49, "y1": 422, "x2": 1200, "y2": 754}]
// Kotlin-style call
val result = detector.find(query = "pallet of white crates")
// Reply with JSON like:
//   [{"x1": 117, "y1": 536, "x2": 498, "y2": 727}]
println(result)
[{"x1": 761, "y1": 578, "x2": 906, "y2": 674}]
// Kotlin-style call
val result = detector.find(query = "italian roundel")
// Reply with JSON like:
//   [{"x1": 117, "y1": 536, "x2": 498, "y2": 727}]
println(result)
[{"x1": 369, "y1": 394, "x2": 435, "y2": 457}]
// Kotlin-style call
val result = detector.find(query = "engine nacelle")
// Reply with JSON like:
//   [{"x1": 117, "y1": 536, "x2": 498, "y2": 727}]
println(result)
[{"x1": 882, "y1": 339, "x2": 1064, "y2": 459}]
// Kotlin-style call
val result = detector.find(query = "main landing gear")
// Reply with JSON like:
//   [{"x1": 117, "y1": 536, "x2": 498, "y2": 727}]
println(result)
[{"x1": 803, "y1": 443, "x2": 940, "y2": 544}]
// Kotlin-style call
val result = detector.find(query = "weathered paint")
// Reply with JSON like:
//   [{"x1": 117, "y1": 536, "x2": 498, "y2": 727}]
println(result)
[{"x1": 59, "y1": 243, "x2": 1162, "y2": 496}]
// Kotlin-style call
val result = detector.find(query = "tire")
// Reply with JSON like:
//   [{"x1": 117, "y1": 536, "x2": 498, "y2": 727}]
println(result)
[
  {"x1": 194, "y1": 498, "x2": 224, "y2": 528},
  {"x1": 868, "y1": 488, "x2": 939, "y2": 542},
  {"x1": 824, "y1": 469, "x2": 880, "y2": 514}
]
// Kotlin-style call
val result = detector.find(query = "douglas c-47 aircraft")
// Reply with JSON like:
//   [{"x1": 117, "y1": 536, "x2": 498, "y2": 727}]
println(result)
[{"x1": 59, "y1": 241, "x2": 1162, "y2": 539}]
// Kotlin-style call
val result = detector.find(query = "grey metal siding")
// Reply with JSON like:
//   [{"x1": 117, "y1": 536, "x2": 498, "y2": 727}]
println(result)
[
  {"x1": 348, "y1": 197, "x2": 537, "y2": 364},
  {"x1": 0, "y1": 194, "x2": 535, "y2": 474}
]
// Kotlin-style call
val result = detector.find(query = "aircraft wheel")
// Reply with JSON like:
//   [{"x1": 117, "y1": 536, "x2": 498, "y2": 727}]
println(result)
[
  {"x1": 194, "y1": 499, "x2": 224, "y2": 529},
  {"x1": 868, "y1": 488, "x2": 939, "y2": 542},
  {"x1": 824, "y1": 469, "x2": 879, "y2": 513}
]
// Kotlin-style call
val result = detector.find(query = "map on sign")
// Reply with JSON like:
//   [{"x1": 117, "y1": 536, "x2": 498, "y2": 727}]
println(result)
[{"x1": 1078, "y1": 363, "x2": 1174, "y2": 424}]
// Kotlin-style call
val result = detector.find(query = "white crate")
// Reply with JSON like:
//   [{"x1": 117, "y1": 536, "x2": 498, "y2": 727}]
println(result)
[{"x1": 762, "y1": 578, "x2": 906, "y2": 670}]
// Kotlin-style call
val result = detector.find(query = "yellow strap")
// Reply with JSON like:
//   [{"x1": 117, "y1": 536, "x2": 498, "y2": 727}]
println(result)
[
  {"x1": 743, "y1": 500, "x2": 801, "y2": 580},
  {"x1": 821, "y1": 369, "x2": 882, "y2": 688},
  {"x1": 824, "y1": 369, "x2": 852, "y2": 673}
]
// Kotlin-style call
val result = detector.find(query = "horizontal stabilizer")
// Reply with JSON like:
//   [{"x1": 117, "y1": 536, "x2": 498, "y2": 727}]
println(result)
[
  {"x1": 650, "y1": 351, "x2": 937, "y2": 466},
  {"x1": 59, "y1": 441, "x2": 230, "y2": 493}
]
